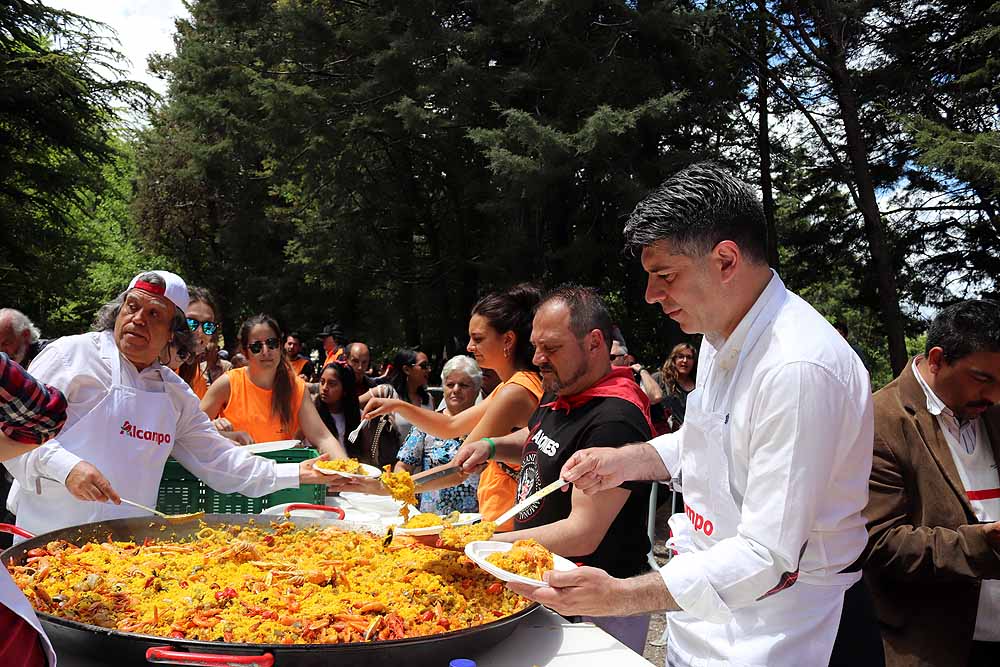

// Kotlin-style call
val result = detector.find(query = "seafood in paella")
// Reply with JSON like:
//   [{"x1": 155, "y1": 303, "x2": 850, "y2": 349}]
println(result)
[{"x1": 8, "y1": 521, "x2": 530, "y2": 644}]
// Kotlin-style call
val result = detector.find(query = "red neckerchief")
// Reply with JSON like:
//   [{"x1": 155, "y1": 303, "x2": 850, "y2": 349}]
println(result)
[{"x1": 541, "y1": 366, "x2": 654, "y2": 433}]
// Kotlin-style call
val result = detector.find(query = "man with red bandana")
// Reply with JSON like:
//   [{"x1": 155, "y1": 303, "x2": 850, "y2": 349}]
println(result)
[{"x1": 452, "y1": 285, "x2": 654, "y2": 653}]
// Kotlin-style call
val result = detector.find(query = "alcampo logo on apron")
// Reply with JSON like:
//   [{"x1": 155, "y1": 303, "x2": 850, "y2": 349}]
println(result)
[{"x1": 119, "y1": 420, "x2": 172, "y2": 446}]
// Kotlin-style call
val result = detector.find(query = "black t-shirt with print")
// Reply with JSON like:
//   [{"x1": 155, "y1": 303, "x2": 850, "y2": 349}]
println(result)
[{"x1": 515, "y1": 392, "x2": 653, "y2": 578}]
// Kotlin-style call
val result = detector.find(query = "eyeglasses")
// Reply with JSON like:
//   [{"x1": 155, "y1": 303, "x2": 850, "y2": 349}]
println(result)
[
  {"x1": 187, "y1": 318, "x2": 219, "y2": 336},
  {"x1": 610, "y1": 353, "x2": 626, "y2": 361},
  {"x1": 248, "y1": 338, "x2": 280, "y2": 354},
  {"x1": 415, "y1": 361, "x2": 431, "y2": 370}
]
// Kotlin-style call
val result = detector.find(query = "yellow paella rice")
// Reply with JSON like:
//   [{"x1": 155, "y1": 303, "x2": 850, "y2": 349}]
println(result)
[
  {"x1": 8, "y1": 522, "x2": 531, "y2": 645},
  {"x1": 315, "y1": 459, "x2": 364, "y2": 474},
  {"x1": 401, "y1": 513, "x2": 446, "y2": 529},
  {"x1": 380, "y1": 467, "x2": 417, "y2": 520},
  {"x1": 486, "y1": 539, "x2": 554, "y2": 581},
  {"x1": 439, "y1": 521, "x2": 497, "y2": 550}
]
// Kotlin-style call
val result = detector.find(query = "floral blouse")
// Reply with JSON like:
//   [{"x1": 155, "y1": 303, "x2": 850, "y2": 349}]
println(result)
[{"x1": 397, "y1": 425, "x2": 479, "y2": 515}]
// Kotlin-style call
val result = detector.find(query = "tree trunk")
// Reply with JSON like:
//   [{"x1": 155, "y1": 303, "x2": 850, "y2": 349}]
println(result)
[
  {"x1": 757, "y1": 0, "x2": 780, "y2": 269},
  {"x1": 813, "y1": 3, "x2": 908, "y2": 376}
]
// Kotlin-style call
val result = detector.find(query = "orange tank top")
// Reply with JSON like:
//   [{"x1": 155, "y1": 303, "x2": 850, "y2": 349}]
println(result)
[
  {"x1": 477, "y1": 371, "x2": 543, "y2": 530},
  {"x1": 189, "y1": 369, "x2": 208, "y2": 400},
  {"x1": 220, "y1": 367, "x2": 306, "y2": 444}
]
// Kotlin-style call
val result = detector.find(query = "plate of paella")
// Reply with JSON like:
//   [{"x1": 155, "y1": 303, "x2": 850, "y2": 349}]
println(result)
[
  {"x1": 313, "y1": 458, "x2": 382, "y2": 479},
  {"x1": 465, "y1": 539, "x2": 576, "y2": 587},
  {"x1": 393, "y1": 512, "x2": 482, "y2": 537}
]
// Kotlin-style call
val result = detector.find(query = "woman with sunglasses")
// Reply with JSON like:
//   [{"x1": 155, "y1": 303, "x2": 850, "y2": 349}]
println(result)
[
  {"x1": 200, "y1": 314, "x2": 348, "y2": 457},
  {"x1": 362, "y1": 285, "x2": 543, "y2": 529},
  {"x1": 177, "y1": 287, "x2": 227, "y2": 399},
  {"x1": 362, "y1": 348, "x2": 434, "y2": 439}
]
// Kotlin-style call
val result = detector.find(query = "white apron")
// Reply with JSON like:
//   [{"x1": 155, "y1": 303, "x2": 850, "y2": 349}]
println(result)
[
  {"x1": 665, "y1": 292, "x2": 850, "y2": 667},
  {"x1": 1, "y1": 566, "x2": 57, "y2": 666},
  {"x1": 14, "y1": 335, "x2": 177, "y2": 541}
]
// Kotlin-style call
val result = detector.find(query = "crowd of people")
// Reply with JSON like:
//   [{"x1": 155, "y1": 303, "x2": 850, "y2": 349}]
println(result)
[{"x1": 2, "y1": 162, "x2": 999, "y2": 667}]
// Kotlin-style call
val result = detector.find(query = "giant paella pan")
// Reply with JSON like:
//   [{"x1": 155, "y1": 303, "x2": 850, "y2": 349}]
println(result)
[{"x1": 1, "y1": 508, "x2": 538, "y2": 667}]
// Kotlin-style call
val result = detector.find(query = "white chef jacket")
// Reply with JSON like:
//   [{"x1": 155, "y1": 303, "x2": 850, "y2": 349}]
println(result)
[
  {"x1": 912, "y1": 359, "x2": 1000, "y2": 641},
  {"x1": 652, "y1": 272, "x2": 873, "y2": 664},
  {"x1": 4, "y1": 331, "x2": 300, "y2": 516}
]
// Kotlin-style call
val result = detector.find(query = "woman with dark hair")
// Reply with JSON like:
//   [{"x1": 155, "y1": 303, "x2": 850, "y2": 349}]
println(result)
[
  {"x1": 314, "y1": 362, "x2": 361, "y2": 444},
  {"x1": 652, "y1": 342, "x2": 698, "y2": 433},
  {"x1": 200, "y1": 314, "x2": 348, "y2": 457},
  {"x1": 362, "y1": 348, "x2": 434, "y2": 439},
  {"x1": 176, "y1": 286, "x2": 228, "y2": 399},
  {"x1": 363, "y1": 284, "x2": 543, "y2": 529}
]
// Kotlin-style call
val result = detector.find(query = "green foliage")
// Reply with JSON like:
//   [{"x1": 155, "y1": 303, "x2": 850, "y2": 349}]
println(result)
[
  {"x1": 131, "y1": 0, "x2": 753, "y2": 360},
  {"x1": 1, "y1": 0, "x2": 156, "y2": 335},
  {"x1": 853, "y1": 0, "x2": 1000, "y2": 304},
  {"x1": 12, "y1": 0, "x2": 994, "y2": 376}
]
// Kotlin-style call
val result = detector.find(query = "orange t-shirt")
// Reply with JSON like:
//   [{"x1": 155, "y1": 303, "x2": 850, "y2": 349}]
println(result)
[
  {"x1": 477, "y1": 371, "x2": 544, "y2": 530},
  {"x1": 220, "y1": 367, "x2": 306, "y2": 444},
  {"x1": 289, "y1": 357, "x2": 309, "y2": 376}
]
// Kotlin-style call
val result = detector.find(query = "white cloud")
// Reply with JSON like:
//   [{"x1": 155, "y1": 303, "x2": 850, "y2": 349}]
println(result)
[{"x1": 45, "y1": 0, "x2": 189, "y2": 98}]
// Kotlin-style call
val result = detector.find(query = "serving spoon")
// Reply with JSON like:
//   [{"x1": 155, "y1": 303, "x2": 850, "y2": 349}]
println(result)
[{"x1": 120, "y1": 498, "x2": 205, "y2": 524}]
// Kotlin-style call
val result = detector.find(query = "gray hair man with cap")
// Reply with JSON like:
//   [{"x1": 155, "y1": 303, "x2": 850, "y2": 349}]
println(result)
[{"x1": 3, "y1": 271, "x2": 349, "y2": 540}]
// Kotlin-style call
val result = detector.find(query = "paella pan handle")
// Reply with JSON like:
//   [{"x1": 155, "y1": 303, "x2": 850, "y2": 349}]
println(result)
[
  {"x1": 282, "y1": 503, "x2": 345, "y2": 519},
  {"x1": 0, "y1": 523, "x2": 34, "y2": 540},
  {"x1": 145, "y1": 645, "x2": 274, "y2": 667}
]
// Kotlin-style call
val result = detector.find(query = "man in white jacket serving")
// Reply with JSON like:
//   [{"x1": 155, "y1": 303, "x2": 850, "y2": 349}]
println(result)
[
  {"x1": 507, "y1": 163, "x2": 882, "y2": 666},
  {"x1": 4, "y1": 270, "x2": 348, "y2": 540}
]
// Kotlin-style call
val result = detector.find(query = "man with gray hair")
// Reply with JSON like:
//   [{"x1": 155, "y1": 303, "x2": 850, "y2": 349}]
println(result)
[
  {"x1": 611, "y1": 339, "x2": 664, "y2": 406},
  {"x1": 0, "y1": 309, "x2": 44, "y2": 368},
  {"x1": 4, "y1": 270, "x2": 349, "y2": 540},
  {"x1": 503, "y1": 163, "x2": 881, "y2": 666}
]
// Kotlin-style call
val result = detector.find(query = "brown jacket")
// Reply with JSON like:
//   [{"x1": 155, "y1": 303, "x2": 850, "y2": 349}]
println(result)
[{"x1": 863, "y1": 359, "x2": 1000, "y2": 666}]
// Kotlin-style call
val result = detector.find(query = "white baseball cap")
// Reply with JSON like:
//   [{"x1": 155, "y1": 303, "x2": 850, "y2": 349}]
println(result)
[{"x1": 127, "y1": 271, "x2": 190, "y2": 313}]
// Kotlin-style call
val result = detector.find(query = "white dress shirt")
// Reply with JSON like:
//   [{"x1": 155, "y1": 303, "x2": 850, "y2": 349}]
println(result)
[
  {"x1": 5, "y1": 331, "x2": 299, "y2": 513},
  {"x1": 650, "y1": 272, "x2": 873, "y2": 664},
  {"x1": 912, "y1": 358, "x2": 1000, "y2": 641}
]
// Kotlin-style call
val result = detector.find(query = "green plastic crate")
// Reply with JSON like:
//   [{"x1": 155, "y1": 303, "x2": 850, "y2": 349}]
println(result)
[
  {"x1": 156, "y1": 459, "x2": 203, "y2": 514},
  {"x1": 262, "y1": 484, "x2": 326, "y2": 508},
  {"x1": 156, "y1": 448, "x2": 323, "y2": 514}
]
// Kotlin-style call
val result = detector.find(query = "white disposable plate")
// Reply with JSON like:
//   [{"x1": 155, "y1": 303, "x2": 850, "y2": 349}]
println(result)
[
  {"x1": 339, "y1": 492, "x2": 419, "y2": 524},
  {"x1": 464, "y1": 540, "x2": 576, "y2": 588},
  {"x1": 394, "y1": 513, "x2": 482, "y2": 536},
  {"x1": 314, "y1": 462, "x2": 382, "y2": 479},
  {"x1": 244, "y1": 440, "x2": 300, "y2": 455}
]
